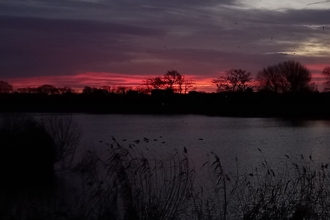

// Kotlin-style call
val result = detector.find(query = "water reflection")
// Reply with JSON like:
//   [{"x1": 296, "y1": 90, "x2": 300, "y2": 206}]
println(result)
[
  {"x1": 276, "y1": 118, "x2": 330, "y2": 127},
  {"x1": 74, "y1": 114, "x2": 330, "y2": 172}
]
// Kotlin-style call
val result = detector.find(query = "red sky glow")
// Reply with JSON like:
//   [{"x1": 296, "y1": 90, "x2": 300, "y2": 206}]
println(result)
[
  {"x1": 8, "y1": 72, "x2": 217, "y2": 93},
  {"x1": 0, "y1": 0, "x2": 329, "y2": 92}
]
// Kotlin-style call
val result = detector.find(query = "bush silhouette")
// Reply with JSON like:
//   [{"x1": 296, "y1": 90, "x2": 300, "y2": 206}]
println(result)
[{"x1": 0, "y1": 115, "x2": 56, "y2": 187}]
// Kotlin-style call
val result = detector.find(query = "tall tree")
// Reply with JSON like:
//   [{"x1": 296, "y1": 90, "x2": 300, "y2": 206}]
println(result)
[
  {"x1": 0, "y1": 81, "x2": 13, "y2": 93},
  {"x1": 322, "y1": 66, "x2": 330, "y2": 91},
  {"x1": 37, "y1": 84, "x2": 59, "y2": 95},
  {"x1": 141, "y1": 70, "x2": 194, "y2": 94},
  {"x1": 212, "y1": 69, "x2": 252, "y2": 92},
  {"x1": 148, "y1": 77, "x2": 166, "y2": 90},
  {"x1": 257, "y1": 60, "x2": 312, "y2": 93},
  {"x1": 142, "y1": 77, "x2": 166, "y2": 93},
  {"x1": 82, "y1": 86, "x2": 93, "y2": 94},
  {"x1": 177, "y1": 75, "x2": 185, "y2": 94},
  {"x1": 163, "y1": 70, "x2": 182, "y2": 91},
  {"x1": 256, "y1": 65, "x2": 284, "y2": 93},
  {"x1": 183, "y1": 78, "x2": 196, "y2": 94}
]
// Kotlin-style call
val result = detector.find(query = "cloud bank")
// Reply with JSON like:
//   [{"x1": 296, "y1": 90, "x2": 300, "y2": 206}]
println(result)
[{"x1": 0, "y1": 0, "x2": 329, "y2": 91}]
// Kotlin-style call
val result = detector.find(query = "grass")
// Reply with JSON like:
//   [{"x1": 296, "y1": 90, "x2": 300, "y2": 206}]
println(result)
[
  {"x1": 200, "y1": 151, "x2": 330, "y2": 220},
  {"x1": 1, "y1": 115, "x2": 330, "y2": 219}
]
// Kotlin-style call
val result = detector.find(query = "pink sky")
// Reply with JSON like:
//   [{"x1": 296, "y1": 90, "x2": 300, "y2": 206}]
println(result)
[
  {"x1": 7, "y1": 64, "x2": 328, "y2": 93},
  {"x1": 1, "y1": 1, "x2": 329, "y2": 92}
]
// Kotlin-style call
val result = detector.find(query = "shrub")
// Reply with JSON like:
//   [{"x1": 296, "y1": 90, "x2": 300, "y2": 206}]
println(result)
[
  {"x1": 41, "y1": 114, "x2": 82, "y2": 171},
  {"x1": 0, "y1": 114, "x2": 56, "y2": 187}
]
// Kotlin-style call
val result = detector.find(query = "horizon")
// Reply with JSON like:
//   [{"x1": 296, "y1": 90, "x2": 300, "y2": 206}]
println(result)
[
  {"x1": 4, "y1": 62, "x2": 328, "y2": 93},
  {"x1": 0, "y1": 1, "x2": 329, "y2": 92}
]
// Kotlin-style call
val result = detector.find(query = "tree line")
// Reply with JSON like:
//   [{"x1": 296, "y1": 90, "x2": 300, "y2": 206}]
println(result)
[
  {"x1": 212, "y1": 60, "x2": 324, "y2": 93},
  {"x1": 1, "y1": 60, "x2": 330, "y2": 94}
]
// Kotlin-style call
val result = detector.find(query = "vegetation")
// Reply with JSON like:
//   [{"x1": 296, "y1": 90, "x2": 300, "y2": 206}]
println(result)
[
  {"x1": 2, "y1": 126, "x2": 330, "y2": 220},
  {"x1": 256, "y1": 60, "x2": 313, "y2": 93},
  {"x1": 0, "y1": 60, "x2": 330, "y2": 118},
  {"x1": 142, "y1": 70, "x2": 195, "y2": 94},
  {"x1": 0, "y1": 80, "x2": 13, "y2": 93},
  {"x1": 1, "y1": 61, "x2": 330, "y2": 218},
  {"x1": 0, "y1": 114, "x2": 55, "y2": 186},
  {"x1": 322, "y1": 66, "x2": 330, "y2": 91},
  {"x1": 1, "y1": 87, "x2": 330, "y2": 118},
  {"x1": 0, "y1": 114, "x2": 81, "y2": 186},
  {"x1": 0, "y1": 60, "x2": 328, "y2": 95},
  {"x1": 212, "y1": 69, "x2": 252, "y2": 92},
  {"x1": 41, "y1": 114, "x2": 82, "y2": 170}
]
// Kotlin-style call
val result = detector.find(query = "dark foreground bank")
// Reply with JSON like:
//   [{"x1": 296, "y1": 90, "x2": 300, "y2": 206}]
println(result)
[
  {"x1": 1, "y1": 114, "x2": 330, "y2": 219},
  {"x1": 1, "y1": 91, "x2": 330, "y2": 119}
]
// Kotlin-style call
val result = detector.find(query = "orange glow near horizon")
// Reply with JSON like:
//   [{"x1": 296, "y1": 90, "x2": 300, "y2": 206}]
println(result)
[
  {"x1": 7, "y1": 72, "x2": 218, "y2": 93},
  {"x1": 305, "y1": 63, "x2": 328, "y2": 90},
  {"x1": 6, "y1": 65, "x2": 329, "y2": 93}
]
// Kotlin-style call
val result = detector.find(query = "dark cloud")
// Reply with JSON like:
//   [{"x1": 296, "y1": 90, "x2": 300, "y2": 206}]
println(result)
[
  {"x1": 0, "y1": 15, "x2": 164, "y2": 77},
  {"x1": 0, "y1": 0, "x2": 236, "y2": 20},
  {"x1": 0, "y1": 0, "x2": 329, "y2": 86},
  {"x1": 0, "y1": 15, "x2": 163, "y2": 36}
]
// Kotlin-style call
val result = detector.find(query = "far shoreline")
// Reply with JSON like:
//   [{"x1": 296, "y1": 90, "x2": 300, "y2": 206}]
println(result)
[{"x1": 1, "y1": 91, "x2": 330, "y2": 120}]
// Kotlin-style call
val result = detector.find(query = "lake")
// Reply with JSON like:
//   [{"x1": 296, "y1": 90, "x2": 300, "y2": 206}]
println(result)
[
  {"x1": 3, "y1": 113, "x2": 330, "y2": 219},
  {"x1": 74, "y1": 114, "x2": 330, "y2": 172}
]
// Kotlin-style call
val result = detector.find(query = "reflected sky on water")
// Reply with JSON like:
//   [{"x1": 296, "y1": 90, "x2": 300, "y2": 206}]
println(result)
[{"x1": 74, "y1": 114, "x2": 330, "y2": 172}]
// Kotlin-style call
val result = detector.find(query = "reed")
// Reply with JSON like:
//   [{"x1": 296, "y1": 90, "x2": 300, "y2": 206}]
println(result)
[
  {"x1": 70, "y1": 142, "x2": 330, "y2": 220},
  {"x1": 92, "y1": 137, "x2": 195, "y2": 219},
  {"x1": 200, "y1": 151, "x2": 330, "y2": 220},
  {"x1": 1, "y1": 115, "x2": 330, "y2": 219}
]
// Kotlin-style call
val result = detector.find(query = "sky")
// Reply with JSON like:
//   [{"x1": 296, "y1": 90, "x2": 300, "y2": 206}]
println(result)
[{"x1": 0, "y1": 0, "x2": 329, "y2": 92}]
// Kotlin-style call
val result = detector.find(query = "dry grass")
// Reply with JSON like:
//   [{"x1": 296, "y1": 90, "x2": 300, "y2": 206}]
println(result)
[{"x1": 200, "y1": 150, "x2": 330, "y2": 220}]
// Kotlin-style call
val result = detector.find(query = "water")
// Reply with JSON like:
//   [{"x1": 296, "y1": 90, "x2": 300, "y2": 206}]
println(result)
[
  {"x1": 73, "y1": 114, "x2": 330, "y2": 171},
  {"x1": 4, "y1": 113, "x2": 330, "y2": 218}
]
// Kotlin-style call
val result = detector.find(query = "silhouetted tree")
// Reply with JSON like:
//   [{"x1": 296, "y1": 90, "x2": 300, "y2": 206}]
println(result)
[
  {"x1": 17, "y1": 87, "x2": 39, "y2": 93},
  {"x1": 37, "y1": 84, "x2": 59, "y2": 95},
  {"x1": 0, "y1": 115, "x2": 56, "y2": 186},
  {"x1": 212, "y1": 69, "x2": 252, "y2": 92},
  {"x1": 141, "y1": 70, "x2": 195, "y2": 94},
  {"x1": 82, "y1": 86, "x2": 93, "y2": 94},
  {"x1": 163, "y1": 70, "x2": 183, "y2": 91},
  {"x1": 322, "y1": 66, "x2": 330, "y2": 91},
  {"x1": 115, "y1": 86, "x2": 131, "y2": 95},
  {"x1": 257, "y1": 60, "x2": 312, "y2": 93},
  {"x1": 177, "y1": 75, "x2": 185, "y2": 94},
  {"x1": 143, "y1": 77, "x2": 166, "y2": 93},
  {"x1": 183, "y1": 78, "x2": 196, "y2": 94},
  {"x1": 256, "y1": 65, "x2": 283, "y2": 93},
  {"x1": 58, "y1": 86, "x2": 74, "y2": 94},
  {"x1": 42, "y1": 114, "x2": 81, "y2": 170},
  {"x1": 17, "y1": 87, "x2": 28, "y2": 93},
  {"x1": 0, "y1": 81, "x2": 13, "y2": 93},
  {"x1": 100, "y1": 85, "x2": 115, "y2": 93}
]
